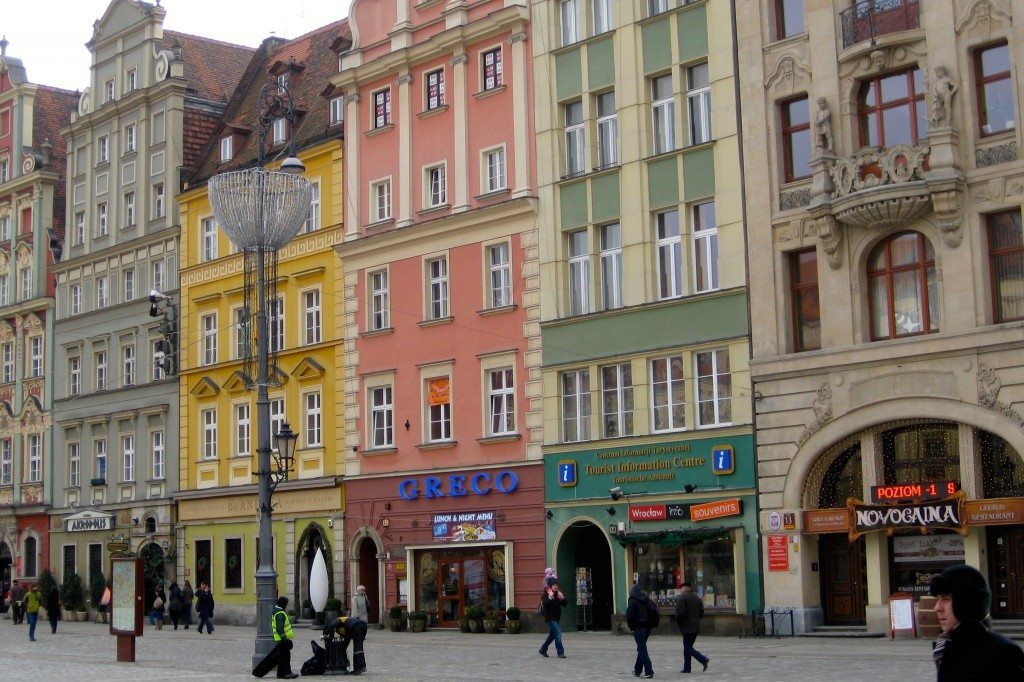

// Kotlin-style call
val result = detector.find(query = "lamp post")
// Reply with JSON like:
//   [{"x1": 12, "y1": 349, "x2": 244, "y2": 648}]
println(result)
[{"x1": 208, "y1": 80, "x2": 312, "y2": 667}]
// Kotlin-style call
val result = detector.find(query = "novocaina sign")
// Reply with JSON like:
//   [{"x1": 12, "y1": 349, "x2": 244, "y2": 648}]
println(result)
[{"x1": 848, "y1": 492, "x2": 967, "y2": 540}]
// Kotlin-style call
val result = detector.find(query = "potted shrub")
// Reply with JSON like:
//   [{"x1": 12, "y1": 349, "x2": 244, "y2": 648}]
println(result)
[
  {"x1": 466, "y1": 605, "x2": 485, "y2": 633},
  {"x1": 324, "y1": 597, "x2": 341, "y2": 625},
  {"x1": 407, "y1": 609, "x2": 427, "y2": 632},
  {"x1": 60, "y1": 572, "x2": 85, "y2": 622},
  {"x1": 302, "y1": 598, "x2": 315, "y2": 621},
  {"x1": 388, "y1": 604, "x2": 406, "y2": 632},
  {"x1": 505, "y1": 606, "x2": 522, "y2": 634},
  {"x1": 38, "y1": 569, "x2": 58, "y2": 620},
  {"x1": 483, "y1": 610, "x2": 500, "y2": 634},
  {"x1": 458, "y1": 607, "x2": 471, "y2": 633}
]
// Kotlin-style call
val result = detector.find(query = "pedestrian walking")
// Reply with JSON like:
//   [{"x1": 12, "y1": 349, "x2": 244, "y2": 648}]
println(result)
[
  {"x1": 46, "y1": 583, "x2": 61, "y2": 634},
  {"x1": 168, "y1": 581, "x2": 184, "y2": 630},
  {"x1": 152, "y1": 587, "x2": 166, "y2": 630},
  {"x1": 627, "y1": 584, "x2": 658, "y2": 679},
  {"x1": 351, "y1": 585, "x2": 369, "y2": 622},
  {"x1": 538, "y1": 578, "x2": 567, "y2": 659},
  {"x1": 195, "y1": 582, "x2": 215, "y2": 634},
  {"x1": 675, "y1": 582, "x2": 709, "y2": 673},
  {"x1": 252, "y1": 596, "x2": 299, "y2": 679},
  {"x1": 929, "y1": 564, "x2": 1024, "y2": 681},
  {"x1": 182, "y1": 579, "x2": 194, "y2": 629},
  {"x1": 23, "y1": 584, "x2": 41, "y2": 641},
  {"x1": 323, "y1": 611, "x2": 369, "y2": 675},
  {"x1": 10, "y1": 580, "x2": 25, "y2": 624}
]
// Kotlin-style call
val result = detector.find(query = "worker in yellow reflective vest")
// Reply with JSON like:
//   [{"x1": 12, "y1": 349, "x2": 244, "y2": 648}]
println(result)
[{"x1": 269, "y1": 596, "x2": 298, "y2": 679}]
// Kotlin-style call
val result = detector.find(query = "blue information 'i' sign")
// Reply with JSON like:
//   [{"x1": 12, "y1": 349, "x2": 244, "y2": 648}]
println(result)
[
  {"x1": 558, "y1": 460, "x2": 577, "y2": 487},
  {"x1": 712, "y1": 445, "x2": 735, "y2": 475}
]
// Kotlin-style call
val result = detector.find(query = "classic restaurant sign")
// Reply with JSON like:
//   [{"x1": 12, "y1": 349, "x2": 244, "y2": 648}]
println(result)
[
  {"x1": 64, "y1": 510, "x2": 115, "y2": 532},
  {"x1": 801, "y1": 493, "x2": 969, "y2": 540},
  {"x1": 432, "y1": 510, "x2": 497, "y2": 542}
]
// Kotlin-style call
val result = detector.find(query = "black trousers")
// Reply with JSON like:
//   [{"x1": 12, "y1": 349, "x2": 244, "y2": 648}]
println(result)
[
  {"x1": 274, "y1": 638, "x2": 294, "y2": 677},
  {"x1": 342, "y1": 620, "x2": 369, "y2": 671}
]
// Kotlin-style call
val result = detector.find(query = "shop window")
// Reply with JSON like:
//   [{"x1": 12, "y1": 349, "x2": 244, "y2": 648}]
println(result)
[
  {"x1": 24, "y1": 536, "x2": 37, "y2": 577},
  {"x1": 88, "y1": 543, "x2": 103, "y2": 582},
  {"x1": 632, "y1": 537, "x2": 736, "y2": 610},
  {"x1": 195, "y1": 539, "x2": 211, "y2": 588},
  {"x1": 882, "y1": 423, "x2": 959, "y2": 485},
  {"x1": 890, "y1": 533, "x2": 964, "y2": 596},
  {"x1": 224, "y1": 537, "x2": 243, "y2": 590},
  {"x1": 980, "y1": 429, "x2": 1024, "y2": 498}
]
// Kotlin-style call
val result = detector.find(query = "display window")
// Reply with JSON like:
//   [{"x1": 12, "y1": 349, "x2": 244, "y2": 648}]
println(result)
[
  {"x1": 632, "y1": 538, "x2": 737, "y2": 610},
  {"x1": 889, "y1": 533, "x2": 964, "y2": 597},
  {"x1": 416, "y1": 546, "x2": 507, "y2": 626}
]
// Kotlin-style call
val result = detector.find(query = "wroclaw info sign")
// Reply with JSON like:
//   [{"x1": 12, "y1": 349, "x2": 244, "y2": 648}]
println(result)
[{"x1": 848, "y1": 492, "x2": 967, "y2": 541}]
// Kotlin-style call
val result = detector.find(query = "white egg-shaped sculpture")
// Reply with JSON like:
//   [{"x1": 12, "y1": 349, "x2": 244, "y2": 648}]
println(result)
[{"x1": 310, "y1": 549, "x2": 329, "y2": 613}]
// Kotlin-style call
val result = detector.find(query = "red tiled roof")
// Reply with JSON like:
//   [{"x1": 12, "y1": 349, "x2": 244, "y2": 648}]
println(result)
[
  {"x1": 163, "y1": 30, "x2": 255, "y2": 103},
  {"x1": 31, "y1": 86, "x2": 78, "y2": 238},
  {"x1": 187, "y1": 19, "x2": 349, "y2": 184}
]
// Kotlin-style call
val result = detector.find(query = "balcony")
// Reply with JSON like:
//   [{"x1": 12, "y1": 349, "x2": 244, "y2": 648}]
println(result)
[
  {"x1": 827, "y1": 144, "x2": 931, "y2": 230},
  {"x1": 840, "y1": 0, "x2": 919, "y2": 49}
]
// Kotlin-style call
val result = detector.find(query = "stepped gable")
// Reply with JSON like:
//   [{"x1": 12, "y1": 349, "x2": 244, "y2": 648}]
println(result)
[
  {"x1": 186, "y1": 18, "x2": 349, "y2": 186},
  {"x1": 163, "y1": 30, "x2": 255, "y2": 103}
]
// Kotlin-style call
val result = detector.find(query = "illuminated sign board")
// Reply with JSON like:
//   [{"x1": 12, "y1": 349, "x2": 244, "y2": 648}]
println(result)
[
  {"x1": 870, "y1": 480, "x2": 960, "y2": 504},
  {"x1": 690, "y1": 498, "x2": 743, "y2": 522},
  {"x1": 850, "y1": 493, "x2": 966, "y2": 539}
]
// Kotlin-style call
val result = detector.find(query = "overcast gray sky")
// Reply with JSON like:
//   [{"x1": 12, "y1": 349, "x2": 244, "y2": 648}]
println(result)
[{"x1": 3, "y1": 0, "x2": 353, "y2": 91}]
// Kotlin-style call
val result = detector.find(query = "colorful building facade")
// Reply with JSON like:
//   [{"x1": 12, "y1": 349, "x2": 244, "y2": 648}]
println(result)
[
  {"x1": 738, "y1": 0, "x2": 1024, "y2": 632},
  {"x1": 176, "y1": 21, "x2": 349, "y2": 624},
  {"x1": 332, "y1": 0, "x2": 544, "y2": 626},
  {"x1": 533, "y1": 0, "x2": 760, "y2": 633}
]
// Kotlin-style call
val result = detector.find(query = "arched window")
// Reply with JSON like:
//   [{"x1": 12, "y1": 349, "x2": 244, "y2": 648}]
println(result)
[
  {"x1": 867, "y1": 232, "x2": 938, "y2": 340},
  {"x1": 23, "y1": 535, "x2": 37, "y2": 578},
  {"x1": 145, "y1": 517, "x2": 156, "y2": 534},
  {"x1": 980, "y1": 430, "x2": 1024, "y2": 498},
  {"x1": 882, "y1": 423, "x2": 959, "y2": 485},
  {"x1": 819, "y1": 443, "x2": 862, "y2": 508}
]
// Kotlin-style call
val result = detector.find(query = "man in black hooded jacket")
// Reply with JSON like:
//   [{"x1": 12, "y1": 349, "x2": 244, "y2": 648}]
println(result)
[
  {"x1": 626, "y1": 584, "x2": 655, "y2": 679},
  {"x1": 929, "y1": 564, "x2": 1024, "y2": 681}
]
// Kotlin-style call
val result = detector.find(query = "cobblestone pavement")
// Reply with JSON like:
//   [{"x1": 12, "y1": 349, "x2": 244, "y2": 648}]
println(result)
[{"x1": 0, "y1": 617, "x2": 936, "y2": 681}]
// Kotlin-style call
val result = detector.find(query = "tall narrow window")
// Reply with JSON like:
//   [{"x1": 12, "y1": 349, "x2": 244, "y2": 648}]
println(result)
[
  {"x1": 124, "y1": 191, "x2": 135, "y2": 226},
  {"x1": 987, "y1": 210, "x2": 1024, "y2": 323},
  {"x1": 651, "y1": 355, "x2": 685, "y2": 432},
  {"x1": 696, "y1": 349, "x2": 731, "y2": 427},
  {"x1": 20, "y1": 266, "x2": 32, "y2": 301},
  {"x1": 69, "y1": 356, "x2": 82, "y2": 396},
  {"x1": 95, "y1": 351, "x2": 107, "y2": 390},
  {"x1": 372, "y1": 180, "x2": 392, "y2": 221},
  {"x1": 790, "y1": 248, "x2": 821, "y2": 351},
  {"x1": 427, "y1": 377, "x2": 452, "y2": 442},
  {"x1": 648, "y1": 0, "x2": 668, "y2": 16},
  {"x1": 122, "y1": 344, "x2": 135, "y2": 386},
  {"x1": 95, "y1": 439, "x2": 107, "y2": 481},
  {"x1": 202, "y1": 314, "x2": 217, "y2": 365},
  {"x1": 692, "y1": 201, "x2": 718, "y2": 293},
  {"x1": 975, "y1": 42, "x2": 1014, "y2": 137},
  {"x1": 123, "y1": 268, "x2": 135, "y2": 302},
  {"x1": 482, "y1": 48, "x2": 503, "y2": 91},
  {"x1": 121, "y1": 435, "x2": 135, "y2": 482},
  {"x1": 485, "y1": 148, "x2": 506, "y2": 192},
  {"x1": 151, "y1": 339, "x2": 167, "y2": 380},
  {"x1": 153, "y1": 183, "x2": 165, "y2": 219},
  {"x1": 651, "y1": 75, "x2": 675, "y2": 154},
  {"x1": 561, "y1": 369, "x2": 591, "y2": 443},
  {"x1": 568, "y1": 230, "x2": 591, "y2": 316},
  {"x1": 858, "y1": 68, "x2": 926, "y2": 147},
  {"x1": 235, "y1": 403, "x2": 250, "y2": 456},
  {"x1": 0, "y1": 275, "x2": 8, "y2": 306},
  {"x1": 593, "y1": 0, "x2": 613, "y2": 34},
  {"x1": 224, "y1": 538, "x2": 243, "y2": 590},
  {"x1": 601, "y1": 363, "x2": 633, "y2": 438},
  {"x1": 152, "y1": 260, "x2": 165, "y2": 291},
  {"x1": 202, "y1": 409, "x2": 218, "y2": 459},
  {"x1": 305, "y1": 391, "x2": 322, "y2": 447},
  {"x1": 303, "y1": 289, "x2": 322, "y2": 345},
  {"x1": 775, "y1": 0, "x2": 805, "y2": 40},
  {"x1": 687, "y1": 62, "x2": 712, "y2": 145},
  {"x1": 0, "y1": 439, "x2": 10, "y2": 485},
  {"x1": 270, "y1": 398, "x2": 285, "y2": 452},
  {"x1": 1, "y1": 342, "x2": 12, "y2": 383},
  {"x1": 370, "y1": 385, "x2": 393, "y2": 448},
  {"x1": 330, "y1": 97, "x2": 345, "y2": 125},
  {"x1": 201, "y1": 217, "x2": 218, "y2": 262},
  {"x1": 781, "y1": 95, "x2": 812, "y2": 181},
  {"x1": 70, "y1": 283, "x2": 81, "y2": 315},
  {"x1": 97, "y1": 202, "x2": 108, "y2": 235},
  {"x1": 28, "y1": 337, "x2": 42, "y2": 377},
  {"x1": 426, "y1": 164, "x2": 447, "y2": 207},
  {"x1": 28, "y1": 434, "x2": 41, "y2": 482},
  {"x1": 124, "y1": 123, "x2": 137, "y2": 153},
  {"x1": 564, "y1": 100, "x2": 585, "y2": 177},
  {"x1": 599, "y1": 223, "x2": 622, "y2": 310},
  {"x1": 426, "y1": 69, "x2": 445, "y2": 110},
  {"x1": 269, "y1": 297, "x2": 285, "y2": 352},
  {"x1": 596, "y1": 91, "x2": 618, "y2": 168},
  {"x1": 125, "y1": 68, "x2": 137, "y2": 93},
  {"x1": 487, "y1": 242, "x2": 511, "y2": 309},
  {"x1": 373, "y1": 89, "x2": 392, "y2": 128},
  {"x1": 152, "y1": 430, "x2": 165, "y2": 480},
  {"x1": 370, "y1": 270, "x2": 390, "y2": 330},
  {"x1": 74, "y1": 212, "x2": 85, "y2": 245},
  {"x1": 104, "y1": 79, "x2": 114, "y2": 102},
  {"x1": 0, "y1": 216, "x2": 8, "y2": 241},
  {"x1": 98, "y1": 135, "x2": 109, "y2": 164},
  {"x1": 656, "y1": 209, "x2": 683, "y2": 299},
  {"x1": 867, "y1": 231, "x2": 937, "y2": 339},
  {"x1": 488, "y1": 368, "x2": 515, "y2": 436},
  {"x1": 304, "y1": 182, "x2": 321, "y2": 233},
  {"x1": 234, "y1": 307, "x2": 250, "y2": 359},
  {"x1": 220, "y1": 136, "x2": 233, "y2": 162},
  {"x1": 561, "y1": 0, "x2": 579, "y2": 46},
  {"x1": 69, "y1": 443, "x2": 81, "y2": 487},
  {"x1": 428, "y1": 257, "x2": 449, "y2": 320}
]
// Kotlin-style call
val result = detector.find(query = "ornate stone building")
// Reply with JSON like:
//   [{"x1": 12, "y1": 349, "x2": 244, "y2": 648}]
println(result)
[{"x1": 738, "y1": 0, "x2": 1024, "y2": 632}]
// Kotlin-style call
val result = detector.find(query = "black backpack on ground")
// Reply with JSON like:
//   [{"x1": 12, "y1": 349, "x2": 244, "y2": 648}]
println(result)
[{"x1": 300, "y1": 640, "x2": 327, "y2": 676}]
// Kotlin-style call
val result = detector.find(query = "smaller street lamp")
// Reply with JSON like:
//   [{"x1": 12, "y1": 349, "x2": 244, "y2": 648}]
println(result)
[{"x1": 272, "y1": 422, "x2": 298, "y2": 488}]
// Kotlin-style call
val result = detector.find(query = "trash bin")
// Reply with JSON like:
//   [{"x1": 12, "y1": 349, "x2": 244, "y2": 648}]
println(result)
[{"x1": 324, "y1": 637, "x2": 350, "y2": 675}]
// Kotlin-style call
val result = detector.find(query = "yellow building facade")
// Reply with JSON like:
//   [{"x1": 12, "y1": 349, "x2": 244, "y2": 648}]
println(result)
[{"x1": 175, "y1": 139, "x2": 346, "y2": 624}]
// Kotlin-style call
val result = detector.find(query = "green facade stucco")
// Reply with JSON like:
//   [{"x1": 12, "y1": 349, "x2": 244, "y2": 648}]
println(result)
[
  {"x1": 591, "y1": 172, "x2": 620, "y2": 222},
  {"x1": 642, "y1": 19, "x2": 672, "y2": 74},
  {"x1": 676, "y1": 3, "x2": 709, "y2": 64},
  {"x1": 556, "y1": 48, "x2": 583, "y2": 101},
  {"x1": 683, "y1": 145, "x2": 716, "y2": 200},
  {"x1": 559, "y1": 181, "x2": 589, "y2": 230},
  {"x1": 587, "y1": 37, "x2": 615, "y2": 89},
  {"x1": 647, "y1": 156, "x2": 679, "y2": 209}
]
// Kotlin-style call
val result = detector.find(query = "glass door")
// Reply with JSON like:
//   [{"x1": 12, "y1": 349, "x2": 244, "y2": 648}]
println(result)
[{"x1": 438, "y1": 559, "x2": 461, "y2": 627}]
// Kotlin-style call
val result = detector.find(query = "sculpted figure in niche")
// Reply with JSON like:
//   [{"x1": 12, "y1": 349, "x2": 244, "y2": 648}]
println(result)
[
  {"x1": 814, "y1": 98, "x2": 834, "y2": 152},
  {"x1": 930, "y1": 66, "x2": 958, "y2": 127}
]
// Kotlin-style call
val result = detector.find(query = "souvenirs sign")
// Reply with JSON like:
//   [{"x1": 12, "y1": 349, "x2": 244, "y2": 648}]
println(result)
[{"x1": 848, "y1": 492, "x2": 967, "y2": 541}]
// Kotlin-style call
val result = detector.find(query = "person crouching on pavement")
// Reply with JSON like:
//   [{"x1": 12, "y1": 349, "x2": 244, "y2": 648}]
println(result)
[
  {"x1": 323, "y1": 610, "x2": 368, "y2": 675},
  {"x1": 929, "y1": 564, "x2": 1024, "y2": 681},
  {"x1": 271, "y1": 596, "x2": 299, "y2": 679}
]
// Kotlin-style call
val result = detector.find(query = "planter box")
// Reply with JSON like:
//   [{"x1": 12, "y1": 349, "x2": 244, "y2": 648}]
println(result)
[{"x1": 408, "y1": 618, "x2": 426, "y2": 632}]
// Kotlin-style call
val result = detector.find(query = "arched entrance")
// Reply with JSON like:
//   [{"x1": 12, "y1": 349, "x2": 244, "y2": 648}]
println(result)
[
  {"x1": 356, "y1": 537, "x2": 380, "y2": 624},
  {"x1": 294, "y1": 523, "x2": 331, "y2": 615},
  {"x1": 0, "y1": 541, "x2": 11, "y2": 613},
  {"x1": 555, "y1": 520, "x2": 613, "y2": 631},
  {"x1": 139, "y1": 543, "x2": 165, "y2": 611}
]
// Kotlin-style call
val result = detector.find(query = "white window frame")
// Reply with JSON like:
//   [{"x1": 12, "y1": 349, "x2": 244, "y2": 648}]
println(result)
[
  {"x1": 304, "y1": 181, "x2": 321, "y2": 233},
  {"x1": 371, "y1": 179, "x2": 392, "y2": 222},
  {"x1": 330, "y1": 97, "x2": 345, "y2": 125},
  {"x1": 561, "y1": 0, "x2": 579, "y2": 46},
  {"x1": 692, "y1": 200, "x2": 718, "y2": 293},
  {"x1": 68, "y1": 442, "x2": 81, "y2": 487},
  {"x1": 269, "y1": 297, "x2": 285, "y2": 353},
  {"x1": 125, "y1": 68, "x2": 137, "y2": 94},
  {"x1": 153, "y1": 183, "x2": 165, "y2": 219},
  {"x1": 152, "y1": 260, "x2": 165, "y2": 292},
  {"x1": 601, "y1": 362, "x2": 634, "y2": 438},
  {"x1": 652, "y1": 74, "x2": 675, "y2": 154},
  {"x1": 593, "y1": 0, "x2": 613, "y2": 34},
  {"x1": 568, "y1": 229, "x2": 591, "y2": 315},
  {"x1": 369, "y1": 269, "x2": 390, "y2": 331},
  {"x1": 28, "y1": 336, "x2": 42, "y2": 378},
  {"x1": 561, "y1": 368, "x2": 591, "y2": 443},
  {"x1": 70, "y1": 283, "x2": 82, "y2": 315},
  {"x1": 1, "y1": 342, "x2": 12, "y2": 383},
  {"x1": 427, "y1": 256, "x2": 449, "y2": 320},
  {"x1": 656, "y1": 209, "x2": 683, "y2": 299},
  {"x1": 426, "y1": 377, "x2": 453, "y2": 442},
  {"x1": 220, "y1": 136, "x2": 233, "y2": 162},
  {"x1": 202, "y1": 313, "x2": 217, "y2": 365},
  {"x1": 19, "y1": 266, "x2": 31, "y2": 301},
  {"x1": 687, "y1": 62, "x2": 712, "y2": 146},
  {"x1": 98, "y1": 135, "x2": 109, "y2": 164},
  {"x1": 596, "y1": 90, "x2": 618, "y2": 168},
  {"x1": 695, "y1": 348, "x2": 731, "y2": 427},
  {"x1": 122, "y1": 344, "x2": 135, "y2": 387},
  {"x1": 599, "y1": 222, "x2": 623, "y2": 310},
  {"x1": 234, "y1": 403, "x2": 250, "y2": 457},
  {"x1": 123, "y1": 268, "x2": 135, "y2": 302},
  {"x1": 74, "y1": 212, "x2": 85, "y2": 245},
  {"x1": 121, "y1": 435, "x2": 135, "y2": 483},
  {"x1": 95, "y1": 350, "x2": 107, "y2": 390},
  {"x1": 97, "y1": 202, "x2": 108, "y2": 236},
  {"x1": 28, "y1": 434, "x2": 41, "y2": 483},
  {"x1": 201, "y1": 217, "x2": 218, "y2": 262},
  {"x1": 303, "y1": 288, "x2": 322, "y2": 345},
  {"x1": 651, "y1": 355, "x2": 686, "y2": 432},
  {"x1": 151, "y1": 339, "x2": 166, "y2": 381},
  {"x1": 487, "y1": 242, "x2": 512, "y2": 309},
  {"x1": 124, "y1": 191, "x2": 135, "y2": 226},
  {"x1": 305, "y1": 391, "x2": 322, "y2": 447},
  {"x1": 104, "y1": 79, "x2": 115, "y2": 103},
  {"x1": 0, "y1": 215, "x2": 11, "y2": 240},
  {"x1": 564, "y1": 100, "x2": 585, "y2": 176},
  {"x1": 95, "y1": 438, "x2": 107, "y2": 481},
  {"x1": 0, "y1": 158, "x2": 8, "y2": 184},
  {"x1": 425, "y1": 163, "x2": 447, "y2": 208},
  {"x1": 69, "y1": 356, "x2": 82, "y2": 396},
  {"x1": 369, "y1": 384, "x2": 393, "y2": 449},
  {"x1": 270, "y1": 397, "x2": 285, "y2": 452},
  {"x1": 124, "y1": 123, "x2": 137, "y2": 153},
  {"x1": 0, "y1": 439, "x2": 10, "y2": 485},
  {"x1": 233, "y1": 306, "x2": 250, "y2": 360},
  {"x1": 202, "y1": 408, "x2": 218, "y2": 460},
  {"x1": 96, "y1": 275, "x2": 109, "y2": 308},
  {"x1": 151, "y1": 430, "x2": 165, "y2": 480},
  {"x1": 484, "y1": 146, "x2": 506, "y2": 193},
  {"x1": 487, "y1": 367, "x2": 515, "y2": 436},
  {"x1": 0, "y1": 274, "x2": 7, "y2": 307}
]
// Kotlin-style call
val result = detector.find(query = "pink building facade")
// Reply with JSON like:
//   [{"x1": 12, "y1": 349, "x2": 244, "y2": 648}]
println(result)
[{"x1": 332, "y1": 0, "x2": 542, "y2": 626}]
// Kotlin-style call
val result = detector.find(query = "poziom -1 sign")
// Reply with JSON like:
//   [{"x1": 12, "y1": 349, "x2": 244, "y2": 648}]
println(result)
[{"x1": 849, "y1": 492, "x2": 967, "y2": 541}]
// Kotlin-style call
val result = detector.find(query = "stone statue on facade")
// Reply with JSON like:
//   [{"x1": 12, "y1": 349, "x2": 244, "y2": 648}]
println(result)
[
  {"x1": 814, "y1": 98, "x2": 834, "y2": 152},
  {"x1": 930, "y1": 66, "x2": 958, "y2": 127}
]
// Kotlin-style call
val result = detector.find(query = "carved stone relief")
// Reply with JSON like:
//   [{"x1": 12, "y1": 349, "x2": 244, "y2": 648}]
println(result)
[
  {"x1": 797, "y1": 383, "x2": 834, "y2": 446},
  {"x1": 779, "y1": 188, "x2": 812, "y2": 211},
  {"x1": 764, "y1": 54, "x2": 811, "y2": 96},
  {"x1": 977, "y1": 363, "x2": 1024, "y2": 429},
  {"x1": 838, "y1": 44, "x2": 927, "y2": 116},
  {"x1": 976, "y1": 141, "x2": 1018, "y2": 168},
  {"x1": 955, "y1": 0, "x2": 1012, "y2": 36}
]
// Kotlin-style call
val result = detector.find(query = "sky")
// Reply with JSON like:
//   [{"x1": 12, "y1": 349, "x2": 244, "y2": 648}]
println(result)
[{"x1": 2, "y1": 0, "x2": 354, "y2": 91}]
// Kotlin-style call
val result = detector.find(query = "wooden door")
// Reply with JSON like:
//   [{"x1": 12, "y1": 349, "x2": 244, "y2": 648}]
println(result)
[
  {"x1": 438, "y1": 559, "x2": 462, "y2": 627},
  {"x1": 820, "y1": 534, "x2": 866, "y2": 625},
  {"x1": 989, "y1": 527, "x2": 1024, "y2": 618}
]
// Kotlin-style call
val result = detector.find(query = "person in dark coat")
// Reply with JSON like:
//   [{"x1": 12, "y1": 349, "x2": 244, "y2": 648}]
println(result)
[
  {"x1": 9, "y1": 580, "x2": 25, "y2": 624},
  {"x1": 153, "y1": 587, "x2": 167, "y2": 630},
  {"x1": 930, "y1": 564, "x2": 1024, "y2": 681},
  {"x1": 167, "y1": 581, "x2": 184, "y2": 630},
  {"x1": 675, "y1": 582, "x2": 709, "y2": 673},
  {"x1": 626, "y1": 584, "x2": 655, "y2": 679},
  {"x1": 538, "y1": 578, "x2": 567, "y2": 658},
  {"x1": 181, "y1": 580, "x2": 195, "y2": 629},
  {"x1": 45, "y1": 584, "x2": 61, "y2": 634},
  {"x1": 195, "y1": 582, "x2": 215, "y2": 634},
  {"x1": 323, "y1": 612, "x2": 369, "y2": 675}
]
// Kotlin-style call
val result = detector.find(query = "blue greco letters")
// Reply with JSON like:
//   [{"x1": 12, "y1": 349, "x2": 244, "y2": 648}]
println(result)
[{"x1": 398, "y1": 469, "x2": 519, "y2": 500}]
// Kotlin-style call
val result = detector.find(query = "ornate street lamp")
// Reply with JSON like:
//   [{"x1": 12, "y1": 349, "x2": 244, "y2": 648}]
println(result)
[{"x1": 208, "y1": 80, "x2": 313, "y2": 667}]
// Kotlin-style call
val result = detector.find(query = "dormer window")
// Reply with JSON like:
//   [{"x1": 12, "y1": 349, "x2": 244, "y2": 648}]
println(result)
[
  {"x1": 272, "y1": 118, "x2": 287, "y2": 145},
  {"x1": 220, "y1": 136, "x2": 233, "y2": 162},
  {"x1": 330, "y1": 97, "x2": 344, "y2": 126},
  {"x1": 277, "y1": 73, "x2": 288, "y2": 94}
]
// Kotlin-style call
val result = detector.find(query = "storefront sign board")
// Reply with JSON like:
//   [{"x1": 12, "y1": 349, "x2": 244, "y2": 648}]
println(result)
[
  {"x1": 399, "y1": 470, "x2": 518, "y2": 500},
  {"x1": 432, "y1": 510, "x2": 497, "y2": 542},
  {"x1": 849, "y1": 493, "x2": 966, "y2": 541},
  {"x1": 803, "y1": 508, "x2": 851, "y2": 534},
  {"x1": 964, "y1": 497, "x2": 1024, "y2": 526},
  {"x1": 892, "y1": 535, "x2": 964, "y2": 564},
  {"x1": 689, "y1": 498, "x2": 742, "y2": 522},
  {"x1": 767, "y1": 535, "x2": 788, "y2": 571},
  {"x1": 64, "y1": 510, "x2": 115, "y2": 532}
]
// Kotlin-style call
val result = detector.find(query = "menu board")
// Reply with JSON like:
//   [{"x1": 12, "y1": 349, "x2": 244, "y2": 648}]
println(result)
[{"x1": 110, "y1": 558, "x2": 143, "y2": 636}]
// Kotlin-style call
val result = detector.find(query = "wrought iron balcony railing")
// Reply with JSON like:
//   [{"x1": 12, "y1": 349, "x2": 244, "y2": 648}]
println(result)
[{"x1": 840, "y1": 0, "x2": 920, "y2": 49}]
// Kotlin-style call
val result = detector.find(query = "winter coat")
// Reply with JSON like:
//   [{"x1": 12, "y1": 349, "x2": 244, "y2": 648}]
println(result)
[
  {"x1": 541, "y1": 587, "x2": 567, "y2": 623},
  {"x1": 182, "y1": 584, "x2": 195, "y2": 609},
  {"x1": 46, "y1": 589, "x2": 61, "y2": 619},
  {"x1": 675, "y1": 590, "x2": 704, "y2": 635},
  {"x1": 936, "y1": 621, "x2": 1024, "y2": 681},
  {"x1": 196, "y1": 589, "x2": 215, "y2": 618},
  {"x1": 352, "y1": 593, "x2": 370, "y2": 621},
  {"x1": 626, "y1": 585, "x2": 653, "y2": 631},
  {"x1": 168, "y1": 584, "x2": 183, "y2": 615},
  {"x1": 23, "y1": 589, "x2": 42, "y2": 614}
]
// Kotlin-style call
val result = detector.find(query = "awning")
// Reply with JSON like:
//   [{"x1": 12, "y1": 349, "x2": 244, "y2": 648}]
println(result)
[{"x1": 612, "y1": 526, "x2": 739, "y2": 547}]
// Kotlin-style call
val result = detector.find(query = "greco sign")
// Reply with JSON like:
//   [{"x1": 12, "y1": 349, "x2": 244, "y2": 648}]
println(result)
[{"x1": 849, "y1": 493, "x2": 967, "y2": 541}]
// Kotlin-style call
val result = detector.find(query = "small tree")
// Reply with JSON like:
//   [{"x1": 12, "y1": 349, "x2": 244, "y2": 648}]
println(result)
[
  {"x1": 90, "y1": 571, "x2": 107, "y2": 609},
  {"x1": 61, "y1": 572, "x2": 85, "y2": 611},
  {"x1": 38, "y1": 568, "x2": 58, "y2": 606}
]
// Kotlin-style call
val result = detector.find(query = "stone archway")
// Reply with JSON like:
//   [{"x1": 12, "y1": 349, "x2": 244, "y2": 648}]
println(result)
[
  {"x1": 356, "y1": 537, "x2": 380, "y2": 624},
  {"x1": 553, "y1": 519, "x2": 615, "y2": 631},
  {"x1": 294, "y1": 522, "x2": 331, "y2": 615}
]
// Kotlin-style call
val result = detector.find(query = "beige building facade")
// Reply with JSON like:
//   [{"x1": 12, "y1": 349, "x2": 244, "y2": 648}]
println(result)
[{"x1": 738, "y1": 0, "x2": 1024, "y2": 632}]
